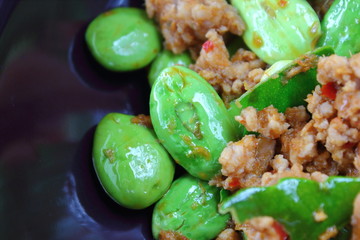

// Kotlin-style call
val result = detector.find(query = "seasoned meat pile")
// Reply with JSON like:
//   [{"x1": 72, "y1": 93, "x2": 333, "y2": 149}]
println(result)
[
  {"x1": 214, "y1": 53, "x2": 360, "y2": 191},
  {"x1": 145, "y1": 0, "x2": 245, "y2": 56},
  {"x1": 191, "y1": 30, "x2": 266, "y2": 105}
]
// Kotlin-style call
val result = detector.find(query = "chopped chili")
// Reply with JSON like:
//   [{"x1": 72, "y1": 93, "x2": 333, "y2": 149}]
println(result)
[
  {"x1": 202, "y1": 40, "x2": 214, "y2": 53},
  {"x1": 321, "y1": 82, "x2": 337, "y2": 100},
  {"x1": 278, "y1": 0, "x2": 288, "y2": 8},
  {"x1": 228, "y1": 177, "x2": 240, "y2": 189},
  {"x1": 273, "y1": 221, "x2": 289, "y2": 240}
]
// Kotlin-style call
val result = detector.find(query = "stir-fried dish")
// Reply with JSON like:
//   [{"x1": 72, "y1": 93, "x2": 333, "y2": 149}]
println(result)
[{"x1": 86, "y1": 0, "x2": 360, "y2": 239}]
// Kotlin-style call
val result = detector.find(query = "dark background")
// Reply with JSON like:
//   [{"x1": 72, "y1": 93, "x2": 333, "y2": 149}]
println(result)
[{"x1": 0, "y1": 0, "x2": 155, "y2": 239}]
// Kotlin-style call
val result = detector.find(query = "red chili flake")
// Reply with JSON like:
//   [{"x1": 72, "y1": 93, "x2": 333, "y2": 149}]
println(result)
[
  {"x1": 321, "y1": 82, "x2": 338, "y2": 100},
  {"x1": 228, "y1": 177, "x2": 240, "y2": 188},
  {"x1": 202, "y1": 40, "x2": 214, "y2": 53},
  {"x1": 273, "y1": 221, "x2": 289, "y2": 240},
  {"x1": 278, "y1": 0, "x2": 288, "y2": 7}
]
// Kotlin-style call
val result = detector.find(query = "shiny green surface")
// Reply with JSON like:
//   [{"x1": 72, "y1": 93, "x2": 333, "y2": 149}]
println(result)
[
  {"x1": 152, "y1": 175, "x2": 230, "y2": 240},
  {"x1": 228, "y1": 46, "x2": 334, "y2": 137},
  {"x1": 85, "y1": 7, "x2": 161, "y2": 71},
  {"x1": 148, "y1": 50, "x2": 193, "y2": 86},
  {"x1": 92, "y1": 113, "x2": 174, "y2": 209},
  {"x1": 231, "y1": 0, "x2": 321, "y2": 64},
  {"x1": 317, "y1": 0, "x2": 360, "y2": 57},
  {"x1": 150, "y1": 66, "x2": 237, "y2": 180},
  {"x1": 219, "y1": 177, "x2": 360, "y2": 240}
]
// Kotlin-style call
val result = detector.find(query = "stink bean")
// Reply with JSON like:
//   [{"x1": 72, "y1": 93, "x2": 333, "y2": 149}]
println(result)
[
  {"x1": 150, "y1": 66, "x2": 237, "y2": 180},
  {"x1": 152, "y1": 175, "x2": 230, "y2": 240},
  {"x1": 148, "y1": 50, "x2": 193, "y2": 86},
  {"x1": 231, "y1": 0, "x2": 321, "y2": 64},
  {"x1": 317, "y1": 0, "x2": 360, "y2": 57},
  {"x1": 85, "y1": 7, "x2": 161, "y2": 72},
  {"x1": 92, "y1": 113, "x2": 174, "y2": 209}
]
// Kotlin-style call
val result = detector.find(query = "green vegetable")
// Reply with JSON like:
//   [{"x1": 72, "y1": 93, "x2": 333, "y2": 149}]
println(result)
[
  {"x1": 85, "y1": 7, "x2": 161, "y2": 71},
  {"x1": 150, "y1": 66, "x2": 237, "y2": 180},
  {"x1": 228, "y1": 46, "x2": 334, "y2": 137},
  {"x1": 219, "y1": 177, "x2": 360, "y2": 240},
  {"x1": 152, "y1": 175, "x2": 230, "y2": 240},
  {"x1": 231, "y1": 0, "x2": 321, "y2": 64},
  {"x1": 92, "y1": 113, "x2": 174, "y2": 209},
  {"x1": 148, "y1": 50, "x2": 193, "y2": 86},
  {"x1": 317, "y1": 0, "x2": 360, "y2": 57}
]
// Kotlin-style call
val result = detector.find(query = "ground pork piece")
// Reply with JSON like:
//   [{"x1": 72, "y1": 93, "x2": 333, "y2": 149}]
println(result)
[
  {"x1": 280, "y1": 127, "x2": 301, "y2": 160},
  {"x1": 191, "y1": 30, "x2": 266, "y2": 105},
  {"x1": 145, "y1": 0, "x2": 245, "y2": 55},
  {"x1": 351, "y1": 193, "x2": 360, "y2": 240},
  {"x1": 159, "y1": 230, "x2": 189, "y2": 240},
  {"x1": 313, "y1": 209, "x2": 328, "y2": 222},
  {"x1": 218, "y1": 135, "x2": 276, "y2": 190},
  {"x1": 284, "y1": 106, "x2": 310, "y2": 128},
  {"x1": 319, "y1": 226, "x2": 339, "y2": 240},
  {"x1": 216, "y1": 228, "x2": 240, "y2": 240},
  {"x1": 130, "y1": 114, "x2": 152, "y2": 128},
  {"x1": 244, "y1": 68, "x2": 264, "y2": 90},
  {"x1": 236, "y1": 217, "x2": 287, "y2": 240},
  {"x1": 270, "y1": 154, "x2": 289, "y2": 172},
  {"x1": 306, "y1": 86, "x2": 336, "y2": 142},
  {"x1": 289, "y1": 120, "x2": 319, "y2": 165},
  {"x1": 317, "y1": 54, "x2": 354, "y2": 86},
  {"x1": 335, "y1": 89, "x2": 360, "y2": 129},
  {"x1": 304, "y1": 150, "x2": 339, "y2": 176},
  {"x1": 261, "y1": 158, "x2": 328, "y2": 186},
  {"x1": 235, "y1": 106, "x2": 290, "y2": 139},
  {"x1": 325, "y1": 117, "x2": 360, "y2": 167},
  {"x1": 317, "y1": 54, "x2": 360, "y2": 123}
]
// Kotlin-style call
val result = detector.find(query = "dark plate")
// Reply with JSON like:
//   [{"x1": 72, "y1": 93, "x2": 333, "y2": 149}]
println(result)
[{"x1": 0, "y1": 0, "x2": 154, "y2": 239}]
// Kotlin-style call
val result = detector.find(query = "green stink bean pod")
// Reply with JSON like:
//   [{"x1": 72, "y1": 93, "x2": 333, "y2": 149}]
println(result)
[
  {"x1": 231, "y1": 0, "x2": 321, "y2": 64},
  {"x1": 152, "y1": 175, "x2": 230, "y2": 240},
  {"x1": 92, "y1": 113, "x2": 175, "y2": 209},
  {"x1": 150, "y1": 66, "x2": 237, "y2": 180},
  {"x1": 85, "y1": 7, "x2": 162, "y2": 71},
  {"x1": 317, "y1": 0, "x2": 360, "y2": 57},
  {"x1": 148, "y1": 50, "x2": 193, "y2": 86}
]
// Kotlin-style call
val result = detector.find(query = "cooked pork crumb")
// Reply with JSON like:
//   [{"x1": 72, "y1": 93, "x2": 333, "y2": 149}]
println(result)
[
  {"x1": 216, "y1": 228, "x2": 240, "y2": 240},
  {"x1": 261, "y1": 162, "x2": 326, "y2": 187},
  {"x1": 289, "y1": 120, "x2": 318, "y2": 165},
  {"x1": 145, "y1": 0, "x2": 245, "y2": 55},
  {"x1": 236, "y1": 217, "x2": 286, "y2": 240},
  {"x1": 318, "y1": 226, "x2": 338, "y2": 240},
  {"x1": 285, "y1": 106, "x2": 310, "y2": 128},
  {"x1": 131, "y1": 114, "x2": 152, "y2": 128},
  {"x1": 317, "y1": 55, "x2": 354, "y2": 86},
  {"x1": 191, "y1": 30, "x2": 266, "y2": 105},
  {"x1": 159, "y1": 230, "x2": 189, "y2": 240},
  {"x1": 325, "y1": 117, "x2": 360, "y2": 166},
  {"x1": 235, "y1": 106, "x2": 290, "y2": 139},
  {"x1": 313, "y1": 209, "x2": 328, "y2": 222},
  {"x1": 218, "y1": 135, "x2": 275, "y2": 190},
  {"x1": 220, "y1": 53, "x2": 360, "y2": 190}
]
